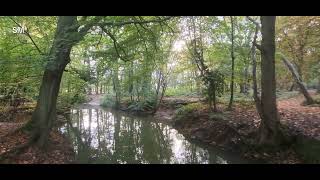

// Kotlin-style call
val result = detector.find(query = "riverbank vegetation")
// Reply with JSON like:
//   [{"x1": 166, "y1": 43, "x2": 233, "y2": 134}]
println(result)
[{"x1": 1, "y1": 16, "x2": 320, "y2": 164}]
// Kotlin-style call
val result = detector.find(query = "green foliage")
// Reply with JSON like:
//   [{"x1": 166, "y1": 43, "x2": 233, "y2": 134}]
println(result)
[
  {"x1": 127, "y1": 98, "x2": 157, "y2": 112},
  {"x1": 57, "y1": 91, "x2": 88, "y2": 109},
  {"x1": 101, "y1": 95, "x2": 117, "y2": 108},
  {"x1": 175, "y1": 102, "x2": 202, "y2": 116},
  {"x1": 174, "y1": 102, "x2": 204, "y2": 126},
  {"x1": 202, "y1": 70, "x2": 225, "y2": 110},
  {"x1": 202, "y1": 70, "x2": 225, "y2": 96}
]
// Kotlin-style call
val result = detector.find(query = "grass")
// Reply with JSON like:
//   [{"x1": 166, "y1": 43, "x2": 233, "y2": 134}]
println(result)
[{"x1": 276, "y1": 91, "x2": 300, "y2": 100}]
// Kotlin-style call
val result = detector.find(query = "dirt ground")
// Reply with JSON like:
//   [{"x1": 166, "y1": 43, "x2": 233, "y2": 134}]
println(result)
[{"x1": 0, "y1": 111, "x2": 74, "y2": 164}]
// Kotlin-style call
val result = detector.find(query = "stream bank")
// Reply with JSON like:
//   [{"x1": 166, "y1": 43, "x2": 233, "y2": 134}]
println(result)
[{"x1": 153, "y1": 94, "x2": 320, "y2": 164}]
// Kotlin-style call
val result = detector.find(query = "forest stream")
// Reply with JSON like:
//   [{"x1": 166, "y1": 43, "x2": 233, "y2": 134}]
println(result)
[{"x1": 58, "y1": 95, "x2": 252, "y2": 164}]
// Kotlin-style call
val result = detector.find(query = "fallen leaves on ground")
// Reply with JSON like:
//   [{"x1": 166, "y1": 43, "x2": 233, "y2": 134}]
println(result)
[{"x1": 0, "y1": 121, "x2": 74, "y2": 164}]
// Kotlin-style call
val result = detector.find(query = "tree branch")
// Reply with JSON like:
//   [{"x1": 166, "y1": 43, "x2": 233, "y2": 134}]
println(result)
[
  {"x1": 246, "y1": 16, "x2": 261, "y2": 30},
  {"x1": 253, "y1": 41, "x2": 262, "y2": 51},
  {"x1": 9, "y1": 17, "x2": 44, "y2": 55},
  {"x1": 98, "y1": 16, "x2": 175, "y2": 28},
  {"x1": 100, "y1": 26, "x2": 128, "y2": 62}
]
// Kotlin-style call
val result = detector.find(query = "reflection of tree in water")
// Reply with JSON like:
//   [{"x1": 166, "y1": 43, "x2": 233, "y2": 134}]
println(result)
[
  {"x1": 110, "y1": 114, "x2": 174, "y2": 164},
  {"x1": 177, "y1": 140, "x2": 209, "y2": 164},
  {"x1": 66, "y1": 108, "x2": 230, "y2": 164}
]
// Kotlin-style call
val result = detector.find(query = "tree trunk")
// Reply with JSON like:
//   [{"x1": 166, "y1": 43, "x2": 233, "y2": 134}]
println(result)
[
  {"x1": 240, "y1": 84, "x2": 244, "y2": 93},
  {"x1": 95, "y1": 82, "x2": 99, "y2": 95},
  {"x1": 317, "y1": 77, "x2": 320, "y2": 94},
  {"x1": 289, "y1": 82, "x2": 295, "y2": 91},
  {"x1": 28, "y1": 70, "x2": 64, "y2": 148},
  {"x1": 113, "y1": 62, "x2": 120, "y2": 108},
  {"x1": 281, "y1": 56, "x2": 314, "y2": 104},
  {"x1": 243, "y1": 64, "x2": 249, "y2": 94},
  {"x1": 228, "y1": 16, "x2": 235, "y2": 110},
  {"x1": 213, "y1": 90, "x2": 217, "y2": 112},
  {"x1": 129, "y1": 61, "x2": 134, "y2": 101},
  {"x1": 67, "y1": 80, "x2": 71, "y2": 93},
  {"x1": 258, "y1": 16, "x2": 283, "y2": 146},
  {"x1": 25, "y1": 16, "x2": 89, "y2": 149},
  {"x1": 251, "y1": 22, "x2": 262, "y2": 117}
]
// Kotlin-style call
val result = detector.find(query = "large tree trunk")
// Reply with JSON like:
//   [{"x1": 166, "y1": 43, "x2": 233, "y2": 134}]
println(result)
[
  {"x1": 28, "y1": 70, "x2": 64, "y2": 148},
  {"x1": 25, "y1": 16, "x2": 86, "y2": 148},
  {"x1": 228, "y1": 16, "x2": 235, "y2": 110},
  {"x1": 258, "y1": 16, "x2": 283, "y2": 146},
  {"x1": 281, "y1": 56, "x2": 314, "y2": 104}
]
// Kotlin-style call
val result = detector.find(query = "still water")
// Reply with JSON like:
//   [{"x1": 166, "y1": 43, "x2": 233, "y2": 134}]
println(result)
[{"x1": 60, "y1": 106, "x2": 250, "y2": 164}]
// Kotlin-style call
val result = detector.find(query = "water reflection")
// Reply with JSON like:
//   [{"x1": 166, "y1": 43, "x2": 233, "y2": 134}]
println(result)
[{"x1": 60, "y1": 108, "x2": 247, "y2": 164}]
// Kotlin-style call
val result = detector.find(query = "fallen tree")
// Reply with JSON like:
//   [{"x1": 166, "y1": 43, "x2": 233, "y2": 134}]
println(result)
[{"x1": 280, "y1": 53, "x2": 314, "y2": 105}]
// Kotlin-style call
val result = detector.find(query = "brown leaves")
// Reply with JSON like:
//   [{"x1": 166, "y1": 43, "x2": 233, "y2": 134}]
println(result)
[{"x1": 278, "y1": 93, "x2": 320, "y2": 140}]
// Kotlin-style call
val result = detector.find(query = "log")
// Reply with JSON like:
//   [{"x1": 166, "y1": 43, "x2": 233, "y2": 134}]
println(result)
[{"x1": 281, "y1": 55, "x2": 314, "y2": 104}]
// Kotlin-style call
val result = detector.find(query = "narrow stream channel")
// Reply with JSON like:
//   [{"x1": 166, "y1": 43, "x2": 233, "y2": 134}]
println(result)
[{"x1": 59, "y1": 105, "x2": 252, "y2": 164}]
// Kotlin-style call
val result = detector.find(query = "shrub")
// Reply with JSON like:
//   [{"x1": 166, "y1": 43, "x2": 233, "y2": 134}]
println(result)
[
  {"x1": 57, "y1": 91, "x2": 88, "y2": 109},
  {"x1": 174, "y1": 102, "x2": 204, "y2": 126},
  {"x1": 127, "y1": 96, "x2": 157, "y2": 112},
  {"x1": 175, "y1": 102, "x2": 202, "y2": 116},
  {"x1": 101, "y1": 95, "x2": 117, "y2": 108}
]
